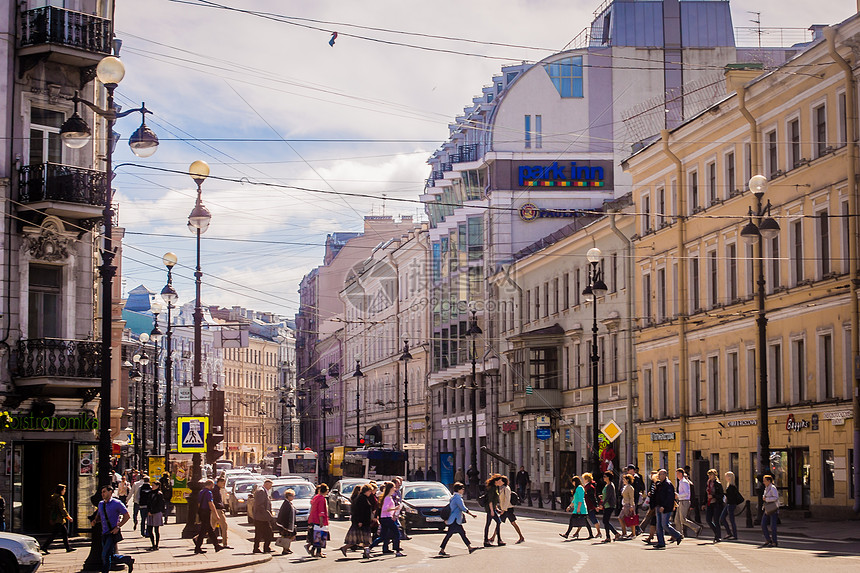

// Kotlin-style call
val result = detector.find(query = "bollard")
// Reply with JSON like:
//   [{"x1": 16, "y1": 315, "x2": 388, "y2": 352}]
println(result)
[
  {"x1": 551, "y1": 491, "x2": 557, "y2": 511},
  {"x1": 744, "y1": 500, "x2": 753, "y2": 529},
  {"x1": 538, "y1": 491, "x2": 544, "y2": 508}
]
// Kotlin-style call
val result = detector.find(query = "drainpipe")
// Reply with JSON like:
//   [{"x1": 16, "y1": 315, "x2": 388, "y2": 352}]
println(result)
[
  {"x1": 825, "y1": 26, "x2": 860, "y2": 514},
  {"x1": 609, "y1": 213, "x2": 637, "y2": 464},
  {"x1": 661, "y1": 129, "x2": 688, "y2": 469}
]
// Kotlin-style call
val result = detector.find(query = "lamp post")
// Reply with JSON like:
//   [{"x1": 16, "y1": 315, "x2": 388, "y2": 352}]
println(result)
[
  {"x1": 135, "y1": 336, "x2": 150, "y2": 470},
  {"x1": 59, "y1": 53, "x2": 159, "y2": 490},
  {"x1": 582, "y1": 247, "x2": 608, "y2": 476},
  {"x1": 740, "y1": 175, "x2": 781, "y2": 483},
  {"x1": 160, "y1": 253, "x2": 179, "y2": 474},
  {"x1": 183, "y1": 160, "x2": 211, "y2": 535},
  {"x1": 399, "y1": 341, "x2": 413, "y2": 474},
  {"x1": 129, "y1": 363, "x2": 142, "y2": 469},
  {"x1": 353, "y1": 359, "x2": 364, "y2": 446},
  {"x1": 466, "y1": 310, "x2": 482, "y2": 498},
  {"x1": 316, "y1": 370, "x2": 329, "y2": 482},
  {"x1": 150, "y1": 303, "x2": 163, "y2": 462}
]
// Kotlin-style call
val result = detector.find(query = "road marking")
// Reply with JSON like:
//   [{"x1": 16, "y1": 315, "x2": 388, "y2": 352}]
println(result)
[{"x1": 711, "y1": 544, "x2": 751, "y2": 572}]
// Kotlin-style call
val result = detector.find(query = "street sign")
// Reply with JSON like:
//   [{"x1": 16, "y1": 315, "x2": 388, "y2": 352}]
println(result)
[
  {"x1": 177, "y1": 416, "x2": 208, "y2": 453},
  {"x1": 178, "y1": 388, "x2": 191, "y2": 401},
  {"x1": 525, "y1": 385, "x2": 533, "y2": 395},
  {"x1": 128, "y1": 432, "x2": 134, "y2": 446},
  {"x1": 403, "y1": 443, "x2": 425, "y2": 450},
  {"x1": 536, "y1": 415, "x2": 550, "y2": 427},
  {"x1": 536, "y1": 428, "x2": 552, "y2": 441},
  {"x1": 601, "y1": 420, "x2": 623, "y2": 443}
]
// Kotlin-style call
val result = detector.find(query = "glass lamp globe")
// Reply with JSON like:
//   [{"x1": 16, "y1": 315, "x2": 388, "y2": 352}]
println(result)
[
  {"x1": 162, "y1": 252, "x2": 178, "y2": 269},
  {"x1": 586, "y1": 247, "x2": 602, "y2": 263},
  {"x1": 749, "y1": 175, "x2": 768, "y2": 196},
  {"x1": 96, "y1": 56, "x2": 126, "y2": 85},
  {"x1": 189, "y1": 160, "x2": 210, "y2": 184}
]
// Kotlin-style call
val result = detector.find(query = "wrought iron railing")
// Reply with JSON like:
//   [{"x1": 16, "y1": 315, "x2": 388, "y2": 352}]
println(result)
[
  {"x1": 458, "y1": 143, "x2": 481, "y2": 163},
  {"x1": 19, "y1": 6, "x2": 111, "y2": 54},
  {"x1": 18, "y1": 163, "x2": 108, "y2": 207},
  {"x1": 15, "y1": 338, "x2": 101, "y2": 379}
]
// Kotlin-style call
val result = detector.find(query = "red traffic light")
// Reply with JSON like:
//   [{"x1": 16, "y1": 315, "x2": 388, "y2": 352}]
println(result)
[{"x1": 359, "y1": 438, "x2": 365, "y2": 445}]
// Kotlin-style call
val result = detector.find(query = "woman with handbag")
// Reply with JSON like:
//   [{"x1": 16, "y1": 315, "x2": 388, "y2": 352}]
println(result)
[
  {"x1": 761, "y1": 475, "x2": 780, "y2": 547},
  {"x1": 703, "y1": 469, "x2": 725, "y2": 543},
  {"x1": 276, "y1": 489, "x2": 296, "y2": 555},
  {"x1": 339, "y1": 484, "x2": 373, "y2": 559},
  {"x1": 560, "y1": 476, "x2": 593, "y2": 539},
  {"x1": 307, "y1": 484, "x2": 330, "y2": 558},
  {"x1": 720, "y1": 471, "x2": 743, "y2": 540},
  {"x1": 618, "y1": 474, "x2": 637, "y2": 538}
]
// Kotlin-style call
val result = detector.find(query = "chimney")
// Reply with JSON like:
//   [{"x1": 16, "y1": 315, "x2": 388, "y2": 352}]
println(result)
[{"x1": 724, "y1": 63, "x2": 764, "y2": 94}]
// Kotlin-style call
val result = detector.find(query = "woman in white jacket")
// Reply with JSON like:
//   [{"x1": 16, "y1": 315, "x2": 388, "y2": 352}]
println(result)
[{"x1": 761, "y1": 475, "x2": 779, "y2": 547}]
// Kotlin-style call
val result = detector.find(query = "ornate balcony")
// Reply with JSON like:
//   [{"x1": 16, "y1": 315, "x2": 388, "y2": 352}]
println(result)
[
  {"x1": 14, "y1": 338, "x2": 101, "y2": 390},
  {"x1": 18, "y1": 163, "x2": 107, "y2": 220},
  {"x1": 18, "y1": 6, "x2": 111, "y2": 69}
]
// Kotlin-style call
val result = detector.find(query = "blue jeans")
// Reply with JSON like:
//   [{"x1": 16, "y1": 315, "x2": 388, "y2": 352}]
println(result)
[
  {"x1": 720, "y1": 504, "x2": 737, "y2": 538},
  {"x1": 656, "y1": 510, "x2": 681, "y2": 546},
  {"x1": 761, "y1": 511, "x2": 778, "y2": 544},
  {"x1": 138, "y1": 508, "x2": 149, "y2": 537},
  {"x1": 100, "y1": 533, "x2": 128, "y2": 573}
]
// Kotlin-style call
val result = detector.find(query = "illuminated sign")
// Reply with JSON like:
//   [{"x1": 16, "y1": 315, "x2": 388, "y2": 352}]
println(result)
[
  {"x1": 518, "y1": 162, "x2": 605, "y2": 187},
  {"x1": 520, "y1": 203, "x2": 596, "y2": 222},
  {"x1": 8, "y1": 412, "x2": 98, "y2": 431}
]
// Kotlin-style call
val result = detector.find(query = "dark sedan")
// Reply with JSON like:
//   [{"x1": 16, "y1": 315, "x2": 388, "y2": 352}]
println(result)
[
  {"x1": 327, "y1": 479, "x2": 367, "y2": 520},
  {"x1": 400, "y1": 481, "x2": 452, "y2": 533}
]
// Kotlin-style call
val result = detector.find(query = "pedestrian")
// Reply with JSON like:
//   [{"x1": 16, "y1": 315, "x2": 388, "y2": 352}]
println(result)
[
  {"x1": 703, "y1": 468, "x2": 724, "y2": 543},
  {"x1": 454, "y1": 467, "x2": 465, "y2": 486},
  {"x1": 498, "y1": 475, "x2": 525, "y2": 543},
  {"x1": 251, "y1": 479, "x2": 274, "y2": 554},
  {"x1": 41, "y1": 484, "x2": 75, "y2": 553},
  {"x1": 392, "y1": 477, "x2": 410, "y2": 540},
  {"x1": 276, "y1": 489, "x2": 297, "y2": 555},
  {"x1": 426, "y1": 467, "x2": 437, "y2": 481},
  {"x1": 415, "y1": 466, "x2": 425, "y2": 481},
  {"x1": 339, "y1": 484, "x2": 373, "y2": 559},
  {"x1": 674, "y1": 468, "x2": 702, "y2": 538},
  {"x1": 653, "y1": 469, "x2": 683, "y2": 549},
  {"x1": 761, "y1": 474, "x2": 780, "y2": 547},
  {"x1": 213, "y1": 477, "x2": 232, "y2": 548},
  {"x1": 483, "y1": 474, "x2": 504, "y2": 546},
  {"x1": 129, "y1": 474, "x2": 144, "y2": 530},
  {"x1": 560, "y1": 476, "x2": 593, "y2": 539},
  {"x1": 0, "y1": 493, "x2": 6, "y2": 532},
  {"x1": 721, "y1": 471, "x2": 743, "y2": 540},
  {"x1": 626, "y1": 464, "x2": 645, "y2": 534},
  {"x1": 618, "y1": 474, "x2": 637, "y2": 538},
  {"x1": 146, "y1": 482, "x2": 165, "y2": 551},
  {"x1": 467, "y1": 465, "x2": 480, "y2": 498},
  {"x1": 194, "y1": 479, "x2": 224, "y2": 554},
  {"x1": 582, "y1": 473, "x2": 602, "y2": 538},
  {"x1": 641, "y1": 471, "x2": 659, "y2": 543},
  {"x1": 94, "y1": 484, "x2": 134, "y2": 573},
  {"x1": 378, "y1": 481, "x2": 405, "y2": 557},
  {"x1": 516, "y1": 466, "x2": 530, "y2": 500},
  {"x1": 137, "y1": 477, "x2": 151, "y2": 538},
  {"x1": 117, "y1": 476, "x2": 129, "y2": 505},
  {"x1": 159, "y1": 472, "x2": 173, "y2": 520},
  {"x1": 307, "y1": 483, "x2": 330, "y2": 557},
  {"x1": 599, "y1": 471, "x2": 621, "y2": 542},
  {"x1": 438, "y1": 482, "x2": 477, "y2": 556}
]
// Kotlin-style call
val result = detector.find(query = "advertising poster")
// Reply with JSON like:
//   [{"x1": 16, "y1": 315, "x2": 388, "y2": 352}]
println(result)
[
  {"x1": 169, "y1": 455, "x2": 191, "y2": 504},
  {"x1": 79, "y1": 449, "x2": 94, "y2": 476},
  {"x1": 148, "y1": 456, "x2": 165, "y2": 480},
  {"x1": 439, "y1": 452, "x2": 454, "y2": 486}
]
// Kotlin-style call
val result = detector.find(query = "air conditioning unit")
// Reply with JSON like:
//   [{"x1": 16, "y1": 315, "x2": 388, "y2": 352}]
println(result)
[{"x1": 609, "y1": 385, "x2": 620, "y2": 399}]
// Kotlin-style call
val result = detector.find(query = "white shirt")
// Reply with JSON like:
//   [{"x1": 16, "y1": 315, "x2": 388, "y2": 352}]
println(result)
[
  {"x1": 763, "y1": 483, "x2": 779, "y2": 504},
  {"x1": 131, "y1": 480, "x2": 144, "y2": 503},
  {"x1": 677, "y1": 477, "x2": 691, "y2": 500}
]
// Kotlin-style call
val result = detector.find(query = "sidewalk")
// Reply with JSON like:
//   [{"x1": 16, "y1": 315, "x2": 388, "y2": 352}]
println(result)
[
  {"x1": 38, "y1": 518, "x2": 273, "y2": 573},
  {"x1": 464, "y1": 501, "x2": 860, "y2": 542}
]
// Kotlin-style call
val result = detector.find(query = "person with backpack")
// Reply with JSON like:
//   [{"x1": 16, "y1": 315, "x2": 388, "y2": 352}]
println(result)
[
  {"x1": 498, "y1": 475, "x2": 525, "y2": 544},
  {"x1": 482, "y1": 474, "x2": 504, "y2": 547},
  {"x1": 438, "y1": 482, "x2": 477, "y2": 556},
  {"x1": 720, "y1": 471, "x2": 743, "y2": 540}
]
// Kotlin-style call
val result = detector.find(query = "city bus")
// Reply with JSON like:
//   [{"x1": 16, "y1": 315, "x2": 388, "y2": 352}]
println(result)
[
  {"x1": 277, "y1": 449, "x2": 318, "y2": 482},
  {"x1": 341, "y1": 449, "x2": 406, "y2": 481}
]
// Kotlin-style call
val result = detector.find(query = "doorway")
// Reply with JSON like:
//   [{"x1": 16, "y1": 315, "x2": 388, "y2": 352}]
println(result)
[
  {"x1": 16, "y1": 441, "x2": 70, "y2": 533},
  {"x1": 769, "y1": 448, "x2": 810, "y2": 509}
]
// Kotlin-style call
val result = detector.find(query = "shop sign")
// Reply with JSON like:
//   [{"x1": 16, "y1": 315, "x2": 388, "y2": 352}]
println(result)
[
  {"x1": 821, "y1": 410, "x2": 852, "y2": 426},
  {"x1": 727, "y1": 419, "x2": 757, "y2": 427},
  {"x1": 785, "y1": 414, "x2": 810, "y2": 432},
  {"x1": 535, "y1": 415, "x2": 550, "y2": 427},
  {"x1": 651, "y1": 432, "x2": 676, "y2": 441},
  {"x1": 520, "y1": 203, "x2": 595, "y2": 222},
  {"x1": 502, "y1": 421, "x2": 519, "y2": 432},
  {"x1": 8, "y1": 412, "x2": 98, "y2": 431},
  {"x1": 536, "y1": 428, "x2": 552, "y2": 441},
  {"x1": 517, "y1": 162, "x2": 606, "y2": 187}
]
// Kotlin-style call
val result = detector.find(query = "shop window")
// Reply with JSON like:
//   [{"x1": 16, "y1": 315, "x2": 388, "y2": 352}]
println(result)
[{"x1": 822, "y1": 450, "x2": 835, "y2": 498}]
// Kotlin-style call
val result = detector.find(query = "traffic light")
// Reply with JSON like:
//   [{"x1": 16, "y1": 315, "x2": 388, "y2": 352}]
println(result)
[
  {"x1": 206, "y1": 431, "x2": 224, "y2": 464},
  {"x1": 359, "y1": 438, "x2": 365, "y2": 446}
]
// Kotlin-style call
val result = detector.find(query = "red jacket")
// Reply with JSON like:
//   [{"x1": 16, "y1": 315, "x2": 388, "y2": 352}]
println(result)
[{"x1": 309, "y1": 494, "x2": 328, "y2": 526}]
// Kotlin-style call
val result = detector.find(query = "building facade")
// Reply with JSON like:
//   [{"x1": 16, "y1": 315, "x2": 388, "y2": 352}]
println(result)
[{"x1": 626, "y1": 17, "x2": 860, "y2": 514}]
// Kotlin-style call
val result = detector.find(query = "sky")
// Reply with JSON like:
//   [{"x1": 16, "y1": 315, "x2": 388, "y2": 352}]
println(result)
[{"x1": 110, "y1": 0, "x2": 854, "y2": 318}]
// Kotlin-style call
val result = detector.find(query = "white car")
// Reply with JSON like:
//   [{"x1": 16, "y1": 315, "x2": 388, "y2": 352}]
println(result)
[{"x1": 0, "y1": 532, "x2": 42, "y2": 572}]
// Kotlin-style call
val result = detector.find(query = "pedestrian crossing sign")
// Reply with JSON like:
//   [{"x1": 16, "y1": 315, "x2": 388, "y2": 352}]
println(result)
[{"x1": 178, "y1": 416, "x2": 208, "y2": 453}]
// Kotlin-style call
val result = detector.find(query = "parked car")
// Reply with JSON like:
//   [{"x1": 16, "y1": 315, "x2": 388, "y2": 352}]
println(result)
[
  {"x1": 327, "y1": 479, "x2": 367, "y2": 520},
  {"x1": 224, "y1": 470, "x2": 255, "y2": 490},
  {"x1": 270, "y1": 480, "x2": 316, "y2": 536},
  {"x1": 228, "y1": 479, "x2": 261, "y2": 516},
  {"x1": 0, "y1": 532, "x2": 42, "y2": 572},
  {"x1": 400, "y1": 481, "x2": 452, "y2": 533}
]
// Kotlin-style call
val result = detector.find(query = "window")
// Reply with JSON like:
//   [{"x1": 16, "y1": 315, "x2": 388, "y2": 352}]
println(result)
[
  {"x1": 822, "y1": 450, "x2": 836, "y2": 498},
  {"x1": 658, "y1": 365, "x2": 668, "y2": 418},
  {"x1": 691, "y1": 256, "x2": 700, "y2": 311},
  {"x1": 814, "y1": 104, "x2": 827, "y2": 157},
  {"x1": 543, "y1": 282, "x2": 549, "y2": 318},
  {"x1": 769, "y1": 343, "x2": 783, "y2": 405},
  {"x1": 838, "y1": 92, "x2": 847, "y2": 146},
  {"x1": 574, "y1": 342, "x2": 582, "y2": 388},
  {"x1": 535, "y1": 115, "x2": 543, "y2": 149},
  {"x1": 29, "y1": 107, "x2": 64, "y2": 165},
  {"x1": 707, "y1": 162, "x2": 717, "y2": 205},
  {"x1": 534, "y1": 286, "x2": 540, "y2": 319},
  {"x1": 563, "y1": 273, "x2": 570, "y2": 310},
  {"x1": 821, "y1": 332, "x2": 834, "y2": 399},
  {"x1": 467, "y1": 217, "x2": 483, "y2": 261},
  {"x1": 690, "y1": 359, "x2": 701, "y2": 414},
  {"x1": 843, "y1": 200, "x2": 851, "y2": 273},
  {"x1": 524, "y1": 115, "x2": 532, "y2": 149},
  {"x1": 708, "y1": 355, "x2": 720, "y2": 412},
  {"x1": 792, "y1": 338, "x2": 806, "y2": 403},
  {"x1": 725, "y1": 151, "x2": 736, "y2": 194},
  {"x1": 729, "y1": 452, "x2": 739, "y2": 482},
  {"x1": 543, "y1": 56, "x2": 584, "y2": 98},
  {"x1": 788, "y1": 118, "x2": 801, "y2": 168},
  {"x1": 552, "y1": 278, "x2": 559, "y2": 314},
  {"x1": 746, "y1": 346, "x2": 756, "y2": 408},
  {"x1": 766, "y1": 130, "x2": 778, "y2": 177},
  {"x1": 611, "y1": 253, "x2": 618, "y2": 292},
  {"x1": 643, "y1": 367, "x2": 652, "y2": 419},
  {"x1": 611, "y1": 332, "x2": 619, "y2": 381},
  {"x1": 29, "y1": 264, "x2": 62, "y2": 338},
  {"x1": 643, "y1": 273, "x2": 652, "y2": 325},
  {"x1": 818, "y1": 210, "x2": 830, "y2": 277},
  {"x1": 791, "y1": 220, "x2": 803, "y2": 284},
  {"x1": 689, "y1": 171, "x2": 699, "y2": 213},
  {"x1": 525, "y1": 290, "x2": 531, "y2": 323},
  {"x1": 727, "y1": 243, "x2": 737, "y2": 302},
  {"x1": 657, "y1": 188, "x2": 665, "y2": 227},
  {"x1": 530, "y1": 347, "x2": 559, "y2": 389},
  {"x1": 710, "y1": 453, "x2": 720, "y2": 477},
  {"x1": 708, "y1": 251, "x2": 718, "y2": 308},
  {"x1": 727, "y1": 351, "x2": 739, "y2": 410},
  {"x1": 643, "y1": 194, "x2": 651, "y2": 233},
  {"x1": 574, "y1": 269, "x2": 581, "y2": 306},
  {"x1": 769, "y1": 236, "x2": 781, "y2": 291},
  {"x1": 657, "y1": 268, "x2": 666, "y2": 322},
  {"x1": 744, "y1": 142, "x2": 752, "y2": 187}
]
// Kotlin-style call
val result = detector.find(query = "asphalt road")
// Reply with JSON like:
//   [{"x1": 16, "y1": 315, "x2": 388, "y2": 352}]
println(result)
[{"x1": 225, "y1": 512, "x2": 860, "y2": 573}]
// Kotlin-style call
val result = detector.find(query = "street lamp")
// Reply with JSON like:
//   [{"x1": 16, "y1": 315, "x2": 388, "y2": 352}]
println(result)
[
  {"x1": 583, "y1": 247, "x2": 608, "y2": 476},
  {"x1": 353, "y1": 359, "x2": 364, "y2": 447},
  {"x1": 59, "y1": 53, "x2": 159, "y2": 489},
  {"x1": 134, "y1": 334, "x2": 150, "y2": 471},
  {"x1": 129, "y1": 362, "x2": 142, "y2": 469},
  {"x1": 399, "y1": 340, "x2": 413, "y2": 474},
  {"x1": 160, "y1": 253, "x2": 179, "y2": 474},
  {"x1": 316, "y1": 370, "x2": 329, "y2": 482},
  {"x1": 183, "y1": 160, "x2": 211, "y2": 536},
  {"x1": 739, "y1": 174, "x2": 781, "y2": 483},
  {"x1": 150, "y1": 303, "x2": 163, "y2": 459},
  {"x1": 466, "y1": 310, "x2": 482, "y2": 498}
]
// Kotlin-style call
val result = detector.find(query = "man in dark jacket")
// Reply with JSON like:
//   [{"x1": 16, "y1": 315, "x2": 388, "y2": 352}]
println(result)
[
  {"x1": 653, "y1": 469, "x2": 683, "y2": 548},
  {"x1": 515, "y1": 467, "x2": 530, "y2": 500},
  {"x1": 252, "y1": 480, "x2": 274, "y2": 553}
]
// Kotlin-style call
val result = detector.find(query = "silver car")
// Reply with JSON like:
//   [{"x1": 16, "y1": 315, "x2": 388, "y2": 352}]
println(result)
[
  {"x1": 0, "y1": 532, "x2": 42, "y2": 572},
  {"x1": 228, "y1": 479, "x2": 261, "y2": 516},
  {"x1": 270, "y1": 480, "x2": 316, "y2": 537}
]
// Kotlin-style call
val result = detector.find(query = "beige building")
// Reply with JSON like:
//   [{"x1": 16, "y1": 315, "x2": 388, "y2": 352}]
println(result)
[{"x1": 625, "y1": 16, "x2": 859, "y2": 514}]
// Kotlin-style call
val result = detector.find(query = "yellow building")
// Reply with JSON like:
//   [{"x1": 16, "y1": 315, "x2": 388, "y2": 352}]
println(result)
[{"x1": 625, "y1": 18, "x2": 859, "y2": 515}]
